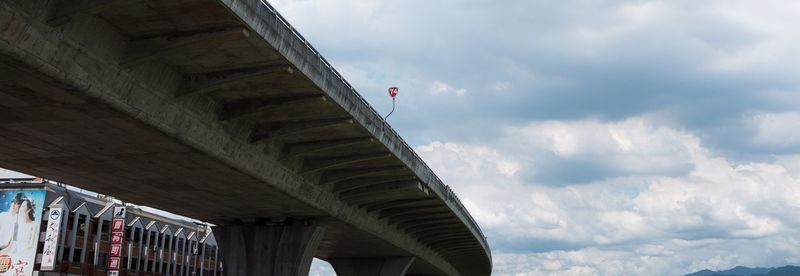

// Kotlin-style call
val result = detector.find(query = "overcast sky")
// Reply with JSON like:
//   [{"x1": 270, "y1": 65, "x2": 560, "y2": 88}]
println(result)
[
  {"x1": 266, "y1": 1, "x2": 800, "y2": 275},
  {"x1": 3, "y1": 1, "x2": 797, "y2": 275}
]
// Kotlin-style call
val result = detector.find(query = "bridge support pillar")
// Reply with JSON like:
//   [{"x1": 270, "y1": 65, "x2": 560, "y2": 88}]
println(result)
[
  {"x1": 330, "y1": 256, "x2": 416, "y2": 276},
  {"x1": 213, "y1": 219, "x2": 325, "y2": 276}
]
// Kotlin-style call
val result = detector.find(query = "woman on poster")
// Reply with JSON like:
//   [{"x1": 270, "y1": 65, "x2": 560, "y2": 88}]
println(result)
[{"x1": 11, "y1": 198, "x2": 38, "y2": 254}]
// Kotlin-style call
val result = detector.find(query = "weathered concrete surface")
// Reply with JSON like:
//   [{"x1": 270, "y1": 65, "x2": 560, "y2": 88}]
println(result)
[
  {"x1": 331, "y1": 257, "x2": 416, "y2": 276},
  {"x1": 214, "y1": 221, "x2": 325, "y2": 276},
  {"x1": 0, "y1": 0, "x2": 491, "y2": 275}
]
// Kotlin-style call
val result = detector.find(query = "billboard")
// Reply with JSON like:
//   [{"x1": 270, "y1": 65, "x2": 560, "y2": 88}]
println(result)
[
  {"x1": 40, "y1": 207, "x2": 63, "y2": 271},
  {"x1": 0, "y1": 190, "x2": 46, "y2": 276},
  {"x1": 108, "y1": 206, "x2": 125, "y2": 276}
]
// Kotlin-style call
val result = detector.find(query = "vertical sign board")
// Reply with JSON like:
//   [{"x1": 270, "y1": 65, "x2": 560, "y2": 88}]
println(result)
[
  {"x1": 0, "y1": 189, "x2": 46, "y2": 276},
  {"x1": 40, "y1": 207, "x2": 64, "y2": 271},
  {"x1": 108, "y1": 207, "x2": 125, "y2": 276}
]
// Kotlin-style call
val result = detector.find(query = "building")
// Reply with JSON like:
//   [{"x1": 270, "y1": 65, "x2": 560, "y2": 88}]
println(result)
[{"x1": 0, "y1": 177, "x2": 222, "y2": 276}]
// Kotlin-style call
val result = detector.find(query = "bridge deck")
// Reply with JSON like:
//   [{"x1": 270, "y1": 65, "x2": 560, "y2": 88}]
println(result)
[{"x1": 0, "y1": 0, "x2": 491, "y2": 274}]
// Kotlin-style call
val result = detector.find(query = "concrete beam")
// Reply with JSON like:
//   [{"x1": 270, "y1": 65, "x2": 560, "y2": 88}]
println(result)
[
  {"x1": 213, "y1": 220, "x2": 325, "y2": 276},
  {"x1": 47, "y1": 0, "x2": 126, "y2": 26},
  {"x1": 330, "y1": 257, "x2": 416, "y2": 276},
  {"x1": 415, "y1": 233, "x2": 476, "y2": 246},
  {"x1": 281, "y1": 137, "x2": 374, "y2": 160},
  {"x1": 435, "y1": 245, "x2": 483, "y2": 256},
  {"x1": 378, "y1": 205, "x2": 448, "y2": 219},
  {"x1": 301, "y1": 153, "x2": 392, "y2": 174},
  {"x1": 432, "y1": 241, "x2": 481, "y2": 250},
  {"x1": 387, "y1": 212, "x2": 453, "y2": 225},
  {"x1": 338, "y1": 181, "x2": 425, "y2": 201},
  {"x1": 347, "y1": 194, "x2": 431, "y2": 207},
  {"x1": 407, "y1": 225, "x2": 466, "y2": 236},
  {"x1": 418, "y1": 232, "x2": 475, "y2": 244},
  {"x1": 426, "y1": 236, "x2": 478, "y2": 249},
  {"x1": 399, "y1": 218, "x2": 461, "y2": 230},
  {"x1": 365, "y1": 198, "x2": 439, "y2": 213},
  {"x1": 182, "y1": 64, "x2": 295, "y2": 95},
  {"x1": 333, "y1": 176, "x2": 419, "y2": 193},
  {"x1": 122, "y1": 27, "x2": 251, "y2": 67},
  {"x1": 319, "y1": 165, "x2": 409, "y2": 186},
  {"x1": 249, "y1": 118, "x2": 353, "y2": 144},
  {"x1": 223, "y1": 95, "x2": 328, "y2": 122}
]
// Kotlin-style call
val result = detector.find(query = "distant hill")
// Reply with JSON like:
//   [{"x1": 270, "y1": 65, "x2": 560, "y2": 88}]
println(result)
[
  {"x1": 766, "y1": 266, "x2": 800, "y2": 276},
  {"x1": 686, "y1": 269, "x2": 716, "y2": 276},
  {"x1": 685, "y1": 265, "x2": 800, "y2": 276}
]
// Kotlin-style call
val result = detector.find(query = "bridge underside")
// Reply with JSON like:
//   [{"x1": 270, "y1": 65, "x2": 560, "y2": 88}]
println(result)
[{"x1": 0, "y1": 0, "x2": 491, "y2": 275}]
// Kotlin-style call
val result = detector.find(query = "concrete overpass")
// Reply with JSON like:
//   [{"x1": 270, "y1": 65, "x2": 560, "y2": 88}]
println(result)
[{"x1": 0, "y1": 0, "x2": 490, "y2": 275}]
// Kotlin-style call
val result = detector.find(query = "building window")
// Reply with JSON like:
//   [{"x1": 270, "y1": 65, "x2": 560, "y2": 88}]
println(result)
[
  {"x1": 124, "y1": 226, "x2": 132, "y2": 241},
  {"x1": 99, "y1": 253, "x2": 108, "y2": 268},
  {"x1": 131, "y1": 257, "x2": 138, "y2": 271},
  {"x1": 66, "y1": 214, "x2": 75, "y2": 231},
  {"x1": 77, "y1": 214, "x2": 87, "y2": 236},
  {"x1": 149, "y1": 231, "x2": 157, "y2": 248},
  {"x1": 133, "y1": 228, "x2": 142, "y2": 243},
  {"x1": 101, "y1": 220, "x2": 110, "y2": 241},
  {"x1": 86, "y1": 219, "x2": 99, "y2": 235},
  {"x1": 178, "y1": 238, "x2": 184, "y2": 252},
  {"x1": 72, "y1": 249, "x2": 82, "y2": 263},
  {"x1": 61, "y1": 247, "x2": 71, "y2": 261}
]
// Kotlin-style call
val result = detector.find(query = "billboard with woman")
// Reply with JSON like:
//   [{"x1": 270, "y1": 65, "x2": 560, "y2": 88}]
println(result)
[{"x1": 0, "y1": 190, "x2": 46, "y2": 276}]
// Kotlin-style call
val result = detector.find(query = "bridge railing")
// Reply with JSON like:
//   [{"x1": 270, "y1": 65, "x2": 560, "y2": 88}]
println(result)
[{"x1": 257, "y1": 0, "x2": 489, "y2": 257}]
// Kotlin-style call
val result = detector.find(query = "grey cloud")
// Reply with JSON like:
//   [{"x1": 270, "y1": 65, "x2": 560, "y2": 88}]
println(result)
[
  {"x1": 276, "y1": 1, "x2": 800, "y2": 274},
  {"x1": 275, "y1": 0, "x2": 799, "y2": 159},
  {"x1": 518, "y1": 154, "x2": 694, "y2": 186}
]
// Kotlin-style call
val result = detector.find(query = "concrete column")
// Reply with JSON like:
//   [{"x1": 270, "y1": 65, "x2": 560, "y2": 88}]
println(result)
[
  {"x1": 93, "y1": 219, "x2": 103, "y2": 265},
  {"x1": 213, "y1": 246, "x2": 219, "y2": 276},
  {"x1": 200, "y1": 241, "x2": 206, "y2": 276},
  {"x1": 330, "y1": 257, "x2": 416, "y2": 276},
  {"x1": 137, "y1": 227, "x2": 144, "y2": 271},
  {"x1": 67, "y1": 214, "x2": 78, "y2": 263},
  {"x1": 80, "y1": 215, "x2": 90, "y2": 263},
  {"x1": 55, "y1": 208, "x2": 68, "y2": 269},
  {"x1": 213, "y1": 219, "x2": 325, "y2": 276}
]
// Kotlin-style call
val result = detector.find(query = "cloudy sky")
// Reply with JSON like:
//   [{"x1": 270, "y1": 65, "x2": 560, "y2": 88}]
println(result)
[{"x1": 265, "y1": 1, "x2": 800, "y2": 275}]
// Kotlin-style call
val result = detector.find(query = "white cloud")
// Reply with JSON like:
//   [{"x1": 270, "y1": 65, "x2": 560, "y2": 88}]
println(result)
[
  {"x1": 504, "y1": 117, "x2": 700, "y2": 179},
  {"x1": 429, "y1": 81, "x2": 466, "y2": 96},
  {"x1": 309, "y1": 258, "x2": 335, "y2": 276},
  {"x1": 747, "y1": 112, "x2": 800, "y2": 148},
  {"x1": 492, "y1": 234, "x2": 800, "y2": 276},
  {"x1": 268, "y1": 1, "x2": 800, "y2": 274},
  {"x1": 0, "y1": 168, "x2": 32, "y2": 178},
  {"x1": 417, "y1": 142, "x2": 519, "y2": 177},
  {"x1": 417, "y1": 117, "x2": 800, "y2": 275},
  {"x1": 493, "y1": 81, "x2": 512, "y2": 91}
]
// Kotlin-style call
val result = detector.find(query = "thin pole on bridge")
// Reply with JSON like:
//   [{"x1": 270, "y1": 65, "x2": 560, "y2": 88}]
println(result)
[{"x1": 385, "y1": 86, "x2": 398, "y2": 120}]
